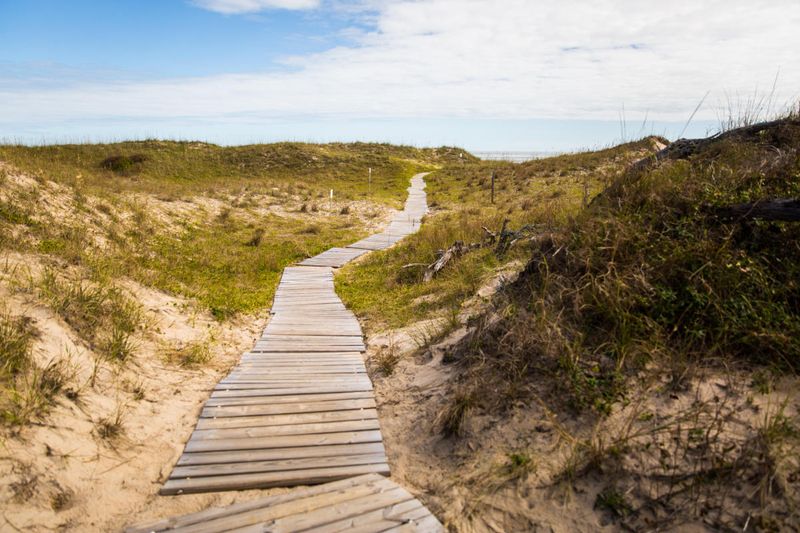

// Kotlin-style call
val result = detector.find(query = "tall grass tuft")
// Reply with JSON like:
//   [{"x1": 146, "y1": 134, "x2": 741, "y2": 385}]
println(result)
[
  {"x1": 35, "y1": 269, "x2": 144, "y2": 362},
  {"x1": 0, "y1": 308, "x2": 35, "y2": 378}
]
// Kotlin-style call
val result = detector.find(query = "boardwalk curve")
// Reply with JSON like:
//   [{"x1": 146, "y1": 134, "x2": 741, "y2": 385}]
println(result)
[
  {"x1": 161, "y1": 172, "x2": 426, "y2": 495},
  {"x1": 130, "y1": 173, "x2": 442, "y2": 531}
]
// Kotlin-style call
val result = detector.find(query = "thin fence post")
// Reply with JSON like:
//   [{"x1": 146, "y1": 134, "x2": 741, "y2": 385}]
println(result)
[
  {"x1": 491, "y1": 171, "x2": 496, "y2": 204},
  {"x1": 582, "y1": 175, "x2": 589, "y2": 208}
]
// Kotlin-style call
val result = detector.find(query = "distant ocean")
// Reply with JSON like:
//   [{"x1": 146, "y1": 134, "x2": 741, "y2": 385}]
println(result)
[{"x1": 472, "y1": 150, "x2": 559, "y2": 162}]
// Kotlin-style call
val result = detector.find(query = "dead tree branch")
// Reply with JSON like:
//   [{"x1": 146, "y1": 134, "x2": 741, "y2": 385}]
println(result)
[
  {"x1": 631, "y1": 118, "x2": 800, "y2": 172},
  {"x1": 423, "y1": 241, "x2": 481, "y2": 282},
  {"x1": 713, "y1": 198, "x2": 800, "y2": 222},
  {"x1": 420, "y1": 221, "x2": 544, "y2": 281}
]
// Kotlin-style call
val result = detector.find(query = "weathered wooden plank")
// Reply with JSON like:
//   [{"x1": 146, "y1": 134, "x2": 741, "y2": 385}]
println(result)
[
  {"x1": 205, "y1": 391, "x2": 372, "y2": 408},
  {"x1": 177, "y1": 443, "x2": 387, "y2": 467},
  {"x1": 127, "y1": 475, "x2": 389, "y2": 533},
  {"x1": 226, "y1": 370, "x2": 366, "y2": 378},
  {"x1": 222, "y1": 374, "x2": 366, "y2": 382},
  {"x1": 171, "y1": 452, "x2": 388, "y2": 479},
  {"x1": 217, "y1": 375, "x2": 370, "y2": 382},
  {"x1": 201, "y1": 398, "x2": 375, "y2": 417},
  {"x1": 213, "y1": 380, "x2": 372, "y2": 391},
  {"x1": 219, "y1": 376, "x2": 370, "y2": 383},
  {"x1": 196, "y1": 409, "x2": 378, "y2": 429},
  {"x1": 263, "y1": 323, "x2": 361, "y2": 337},
  {"x1": 254, "y1": 342, "x2": 365, "y2": 349},
  {"x1": 240, "y1": 353, "x2": 364, "y2": 360},
  {"x1": 241, "y1": 354, "x2": 363, "y2": 360},
  {"x1": 253, "y1": 340, "x2": 366, "y2": 346},
  {"x1": 300, "y1": 500, "x2": 427, "y2": 533},
  {"x1": 218, "y1": 377, "x2": 370, "y2": 385},
  {"x1": 162, "y1": 476, "x2": 395, "y2": 525},
  {"x1": 265, "y1": 487, "x2": 413, "y2": 532},
  {"x1": 161, "y1": 462, "x2": 390, "y2": 495},
  {"x1": 210, "y1": 386, "x2": 373, "y2": 399},
  {"x1": 183, "y1": 429, "x2": 384, "y2": 453},
  {"x1": 189, "y1": 418, "x2": 381, "y2": 441},
  {"x1": 206, "y1": 391, "x2": 372, "y2": 405},
  {"x1": 236, "y1": 362, "x2": 364, "y2": 369}
]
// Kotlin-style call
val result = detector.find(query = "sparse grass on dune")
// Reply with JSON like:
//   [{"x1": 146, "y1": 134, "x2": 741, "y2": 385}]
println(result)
[
  {"x1": 337, "y1": 138, "x2": 657, "y2": 329},
  {"x1": 427, "y1": 118, "x2": 800, "y2": 530},
  {"x1": 0, "y1": 307, "x2": 35, "y2": 380},
  {"x1": 3, "y1": 196, "x2": 367, "y2": 318},
  {"x1": 0, "y1": 140, "x2": 469, "y2": 207},
  {"x1": 33, "y1": 268, "x2": 145, "y2": 362},
  {"x1": 0, "y1": 306, "x2": 73, "y2": 426},
  {"x1": 464, "y1": 119, "x2": 800, "y2": 412},
  {"x1": 130, "y1": 210, "x2": 367, "y2": 318},
  {"x1": 0, "y1": 140, "x2": 460, "y2": 320}
]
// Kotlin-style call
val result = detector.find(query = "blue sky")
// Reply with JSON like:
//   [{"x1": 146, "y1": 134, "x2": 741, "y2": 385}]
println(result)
[
  {"x1": 0, "y1": 1, "x2": 355, "y2": 79},
  {"x1": 1, "y1": 0, "x2": 798, "y2": 151}
]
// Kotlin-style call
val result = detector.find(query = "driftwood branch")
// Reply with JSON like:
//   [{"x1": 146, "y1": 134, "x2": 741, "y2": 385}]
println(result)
[
  {"x1": 401, "y1": 262, "x2": 429, "y2": 269},
  {"x1": 713, "y1": 198, "x2": 800, "y2": 222},
  {"x1": 420, "y1": 221, "x2": 544, "y2": 281},
  {"x1": 631, "y1": 118, "x2": 800, "y2": 172},
  {"x1": 481, "y1": 226, "x2": 497, "y2": 244},
  {"x1": 423, "y1": 241, "x2": 481, "y2": 282}
]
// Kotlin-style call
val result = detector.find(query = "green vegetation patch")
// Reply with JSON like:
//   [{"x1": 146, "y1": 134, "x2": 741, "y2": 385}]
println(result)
[
  {"x1": 134, "y1": 211, "x2": 366, "y2": 318},
  {"x1": 458, "y1": 119, "x2": 800, "y2": 412},
  {"x1": 35, "y1": 269, "x2": 144, "y2": 362},
  {"x1": 0, "y1": 307, "x2": 72, "y2": 426},
  {"x1": 0, "y1": 141, "x2": 466, "y2": 207},
  {"x1": 337, "y1": 139, "x2": 655, "y2": 329}
]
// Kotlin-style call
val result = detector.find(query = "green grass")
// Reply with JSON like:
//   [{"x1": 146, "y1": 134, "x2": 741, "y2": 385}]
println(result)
[
  {"x1": 1, "y1": 307, "x2": 73, "y2": 426},
  {"x1": 163, "y1": 338, "x2": 213, "y2": 367},
  {"x1": 447, "y1": 119, "x2": 800, "y2": 414},
  {"x1": 34, "y1": 269, "x2": 145, "y2": 361},
  {"x1": 0, "y1": 141, "x2": 468, "y2": 320},
  {"x1": 123, "y1": 210, "x2": 368, "y2": 318},
  {"x1": 336, "y1": 139, "x2": 656, "y2": 329},
  {"x1": 337, "y1": 211, "x2": 503, "y2": 327},
  {"x1": 0, "y1": 307, "x2": 35, "y2": 379},
  {"x1": 0, "y1": 140, "x2": 468, "y2": 207}
]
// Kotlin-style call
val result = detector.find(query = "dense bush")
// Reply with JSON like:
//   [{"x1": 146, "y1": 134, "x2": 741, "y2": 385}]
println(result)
[{"x1": 100, "y1": 153, "x2": 147, "y2": 173}]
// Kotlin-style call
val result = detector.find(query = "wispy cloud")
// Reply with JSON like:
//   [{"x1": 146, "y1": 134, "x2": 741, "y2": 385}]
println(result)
[
  {"x1": 2, "y1": 0, "x2": 799, "y2": 139},
  {"x1": 191, "y1": 0, "x2": 320, "y2": 14}
]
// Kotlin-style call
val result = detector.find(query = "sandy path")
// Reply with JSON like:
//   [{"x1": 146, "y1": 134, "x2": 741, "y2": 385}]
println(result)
[{"x1": 124, "y1": 174, "x2": 433, "y2": 530}]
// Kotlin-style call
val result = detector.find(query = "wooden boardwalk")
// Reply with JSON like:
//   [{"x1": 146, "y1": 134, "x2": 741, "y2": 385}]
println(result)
[
  {"x1": 128, "y1": 474, "x2": 442, "y2": 533},
  {"x1": 157, "y1": 173, "x2": 431, "y2": 512}
]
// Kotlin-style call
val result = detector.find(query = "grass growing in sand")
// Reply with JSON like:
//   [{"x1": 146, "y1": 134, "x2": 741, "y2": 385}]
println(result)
[
  {"x1": 336, "y1": 139, "x2": 657, "y2": 329},
  {"x1": 0, "y1": 306, "x2": 74, "y2": 426},
  {"x1": 0, "y1": 140, "x2": 465, "y2": 530},
  {"x1": 34, "y1": 268, "x2": 145, "y2": 362},
  {"x1": 337, "y1": 119, "x2": 800, "y2": 530},
  {"x1": 0, "y1": 141, "x2": 463, "y2": 207},
  {"x1": 0, "y1": 141, "x2": 463, "y2": 319},
  {"x1": 0, "y1": 140, "x2": 456, "y2": 434}
]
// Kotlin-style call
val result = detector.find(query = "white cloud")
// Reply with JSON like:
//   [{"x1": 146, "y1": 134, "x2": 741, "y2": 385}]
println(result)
[
  {"x1": 192, "y1": 0, "x2": 320, "y2": 14},
  {"x1": 3, "y1": 0, "x2": 800, "y2": 134}
]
